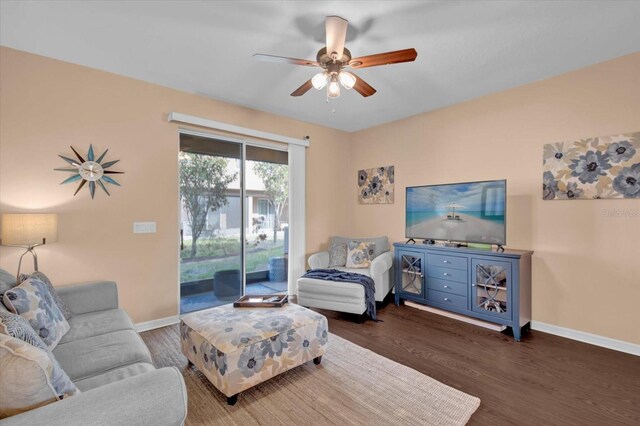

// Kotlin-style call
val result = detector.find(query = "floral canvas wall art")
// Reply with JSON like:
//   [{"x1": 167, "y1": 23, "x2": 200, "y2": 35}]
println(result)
[
  {"x1": 358, "y1": 166, "x2": 394, "y2": 204},
  {"x1": 543, "y1": 131, "x2": 640, "y2": 200}
]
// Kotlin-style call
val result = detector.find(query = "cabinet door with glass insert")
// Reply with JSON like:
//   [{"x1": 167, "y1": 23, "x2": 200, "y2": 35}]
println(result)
[
  {"x1": 397, "y1": 249, "x2": 425, "y2": 298},
  {"x1": 471, "y1": 259, "x2": 511, "y2": 319}
]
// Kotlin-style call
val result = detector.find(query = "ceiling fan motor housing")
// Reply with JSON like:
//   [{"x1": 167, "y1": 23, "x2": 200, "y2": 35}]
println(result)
[{"x1": 316, "y1": 47, "x2": 352, "y2": 71}]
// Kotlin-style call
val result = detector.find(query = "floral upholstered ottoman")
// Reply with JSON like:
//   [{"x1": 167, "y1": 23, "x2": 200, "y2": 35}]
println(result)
[{"x1": 180, "y1": 303, "x2": 328, "y2": 405}]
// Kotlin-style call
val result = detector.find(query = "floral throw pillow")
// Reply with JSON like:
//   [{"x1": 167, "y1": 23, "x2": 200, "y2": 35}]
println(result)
[
  {"x1": 0, "y1": 334, "x2": 79, "y2": 418},
  {"x1": 328, "y1": 242, "x2": 348, "y2": 268},
  {"x1": 3, "y1": 277, "x2": 70, "y2": 350},
  {"x1": 19, "y1": 272, "x2": 73, "y2": 320},
  {"x1": 345, "y1": 241, "x2": 376, "y2": 269}
]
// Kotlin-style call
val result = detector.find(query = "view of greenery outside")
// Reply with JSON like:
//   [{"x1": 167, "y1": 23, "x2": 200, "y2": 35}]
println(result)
[
  {"x1": 180, "y1": 238, "x2": 284, "y2": 282},
  {"x1": 179, "y1": 153, "x2": 288, "y2": 286}
]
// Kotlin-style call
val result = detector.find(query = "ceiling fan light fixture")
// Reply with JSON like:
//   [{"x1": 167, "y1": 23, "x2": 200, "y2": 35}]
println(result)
[
  {"x1": 327, "y1": 76, "x2": 340, "y2": 98},
  {"x1": 338, "y1": 71, "x2": 356, "y2": 90},
  {"x1": 311, "y1": 72, "x2": 329, "y2": 90}
]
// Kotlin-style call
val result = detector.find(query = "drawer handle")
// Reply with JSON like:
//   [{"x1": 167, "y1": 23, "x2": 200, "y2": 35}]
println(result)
[
  {"x1": 443, "y1": 285, "x2": 450, "y2": 289},
  {"x1": 444, "y1": 297, "x2": 450, "y2": 302},
  {"x1": 443, "y1": 260, "x2": 450, "y2": 264},
  {"x1": 443, "y1": 272, "x2": 450, "y2": 276}
]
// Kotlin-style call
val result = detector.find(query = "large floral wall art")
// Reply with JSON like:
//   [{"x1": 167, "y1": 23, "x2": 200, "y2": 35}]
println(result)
[
  {"x1": 358, "y1": 165, "x2": 394, "y2": 204},
  {"x1": 543, "y1": 131, "x2": 639, "y2": 200}
]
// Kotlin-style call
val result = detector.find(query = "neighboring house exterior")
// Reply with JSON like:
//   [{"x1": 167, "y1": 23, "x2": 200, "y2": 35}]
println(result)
[{"x1": 181, "y1": 160, "x2": 289, "y2": 238}]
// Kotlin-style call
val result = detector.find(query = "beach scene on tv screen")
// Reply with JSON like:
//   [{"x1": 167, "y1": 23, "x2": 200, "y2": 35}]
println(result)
[{"x1": 406, "y1": 181, "x2": 506, "y2": 244}]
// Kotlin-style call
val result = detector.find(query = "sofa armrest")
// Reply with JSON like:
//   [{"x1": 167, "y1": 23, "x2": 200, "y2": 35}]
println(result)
[
  {"x1": 56, "y1": 281, "x2": 119, "y2": 314},
  {"x1": 0, "y1": 367, "x2": 187, "y2": 426},
  {"x1": 308, "y1": 251, "x2": 330, "y2": 270},
  {"x1": 370, "y1": 251, "x2": 393, "y2": 277}
]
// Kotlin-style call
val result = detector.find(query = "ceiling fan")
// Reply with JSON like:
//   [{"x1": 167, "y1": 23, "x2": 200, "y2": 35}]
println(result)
[{"x1": 253, "y1": 16, "x2": 417, "y2": 99}]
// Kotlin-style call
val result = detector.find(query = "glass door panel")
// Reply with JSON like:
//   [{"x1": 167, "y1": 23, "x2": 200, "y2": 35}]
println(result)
[
  {"x1": 472, "y1": 259, "x2": 510, "y2": 318},
  {"x1": 399, "y1": 251, "x2": 424, "y2": 297},
  {"x1": 179, "y1": 134, "x2": 243, "y2": 314},
  {"x1": 245, "y1": 145, "x2": 289, "y2": 295}
]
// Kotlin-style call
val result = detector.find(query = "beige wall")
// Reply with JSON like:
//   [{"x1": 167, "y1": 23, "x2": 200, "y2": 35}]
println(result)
[
  {"x1": 0, "y1": 47, "x2": 351, "y2": 323},
  {"x1": 349, "y1": 53, "x2": 640, "y2": 345},
  {"x1": 2, "y1": 46, "x2": 639, "y2": 345}
]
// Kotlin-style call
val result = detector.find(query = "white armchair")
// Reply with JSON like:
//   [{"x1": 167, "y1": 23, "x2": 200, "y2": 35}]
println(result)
[
  {"x1": 307, "y1": 249, "x2": 393, "y2": 302},
  {"x1": 298, "y1": 236, "x2": 394, "y2": 316}
]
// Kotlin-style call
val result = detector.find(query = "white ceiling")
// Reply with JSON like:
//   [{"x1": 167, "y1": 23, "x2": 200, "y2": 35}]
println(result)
[{"x1": 1, "y1": 1, "x2": 639, "y2": 132}]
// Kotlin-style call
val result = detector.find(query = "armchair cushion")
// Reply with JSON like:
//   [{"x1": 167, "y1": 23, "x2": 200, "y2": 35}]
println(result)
[
  {"x1": 330, "y1": 236, "x2": 389, "y2": 259},
  {"x1": 345, "y1": 241, "x2": 375, "y2": 269},
  {"x1": 328, "y1": 242, "x2": 348, "y2": 267}
]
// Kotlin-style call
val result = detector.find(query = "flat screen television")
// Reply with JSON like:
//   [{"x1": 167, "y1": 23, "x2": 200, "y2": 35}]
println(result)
[{"x1": 405, "y1": 179, "x2": 506, "y2": 245}]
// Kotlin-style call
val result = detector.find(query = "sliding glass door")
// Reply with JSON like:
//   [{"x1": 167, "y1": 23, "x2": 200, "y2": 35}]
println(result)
[
  {"x1": 179, "y1": 133, "x2": 288, "y2": 314},
  {"x1": 245, "y1": 146, "x2": 289, "y2": 295}
]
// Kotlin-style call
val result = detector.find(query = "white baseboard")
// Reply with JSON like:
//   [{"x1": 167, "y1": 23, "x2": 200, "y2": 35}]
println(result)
[
  {"x1": 135, "y1": 316, "x2": 180, "y2": 333},
  {"x1": 531, "y1": 321, "x2": 640, "y2": 357}
]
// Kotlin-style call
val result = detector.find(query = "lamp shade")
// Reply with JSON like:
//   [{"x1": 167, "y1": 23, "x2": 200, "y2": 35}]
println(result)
[{"x1": 1, "y1": 214, "x2": 58, "y2": 246}]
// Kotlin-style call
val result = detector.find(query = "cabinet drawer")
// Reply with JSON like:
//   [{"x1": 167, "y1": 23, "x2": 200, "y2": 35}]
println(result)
[
  {"x1": 427, "y1": 265, "x2": 467, "y2": 283},
  {"x1": 428, "y1": 254, "x2": 467, "y2": 271},
  {"x1": 427, "y1": 289, "x2": 467, "y2": 309},
  {"x1": 427, "y1": 278, "x2": 467, "y2": 297}
]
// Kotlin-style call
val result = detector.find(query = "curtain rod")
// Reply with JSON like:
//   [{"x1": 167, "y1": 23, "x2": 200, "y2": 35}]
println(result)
[{"x1": 167, "y1": 112, "x2": 310, "y2": 147}]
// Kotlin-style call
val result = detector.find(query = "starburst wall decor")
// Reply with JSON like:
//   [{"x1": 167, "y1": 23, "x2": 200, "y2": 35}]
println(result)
[{"x1": 55, "y1": 145, "x2": 123, "y2": 199}]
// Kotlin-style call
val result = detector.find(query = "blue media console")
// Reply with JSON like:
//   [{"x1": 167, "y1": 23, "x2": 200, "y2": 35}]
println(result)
[{"x1": 393, "y1": 242, "x2": 533, "y2": 341}]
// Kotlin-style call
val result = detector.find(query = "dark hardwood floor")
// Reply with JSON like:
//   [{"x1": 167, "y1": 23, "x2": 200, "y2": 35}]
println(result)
[{"x1": 319, "y1": 301, "x2": 640, "y2": 426}]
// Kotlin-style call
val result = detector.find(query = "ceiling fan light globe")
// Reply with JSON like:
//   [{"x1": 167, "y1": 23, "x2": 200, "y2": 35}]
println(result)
[
  {"x1": 338, "y1": 72, "x2": 356, "y2": 90},
  {"x1": 328, "y1": 77, "x2": 341, "y2": 98},
  {"x1": 311, "y1": 72, "x2": 329, "y2": 90}
]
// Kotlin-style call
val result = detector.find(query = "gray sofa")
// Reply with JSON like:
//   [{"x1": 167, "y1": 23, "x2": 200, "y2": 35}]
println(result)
[{"x1": 0, "y1": 281, "x2": 187, "y2": 426}]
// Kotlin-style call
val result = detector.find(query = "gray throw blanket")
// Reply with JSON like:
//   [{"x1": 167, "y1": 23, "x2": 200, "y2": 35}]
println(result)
[{"x1": 302, "y1": 269, "x2": 379, "y2": 321}]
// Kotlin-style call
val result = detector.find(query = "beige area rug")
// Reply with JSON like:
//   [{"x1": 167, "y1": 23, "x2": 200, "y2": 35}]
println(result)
[{"x1": 144, "y1": 328, "x2": 480, "y2": 425}]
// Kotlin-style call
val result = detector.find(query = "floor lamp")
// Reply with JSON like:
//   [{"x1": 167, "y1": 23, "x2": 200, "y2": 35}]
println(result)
[{"x1": 0, "y1": 213, "x2": 58, "y2": 282}]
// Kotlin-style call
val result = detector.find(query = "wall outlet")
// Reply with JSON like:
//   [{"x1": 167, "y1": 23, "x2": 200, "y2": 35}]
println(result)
[{"x1": 133, "y1": 222, "x2": 157, "y2": 234}]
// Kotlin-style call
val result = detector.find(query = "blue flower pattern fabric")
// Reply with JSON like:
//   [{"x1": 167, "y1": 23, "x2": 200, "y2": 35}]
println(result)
[
  {"x1": 543, "y1": 132, "x2": 640, "y2": 199},
  {"x1": 3, "y1": 277, "x2": 70, "y2": 349},
  {"x1": 180, "y1": 303, "x2": 327, "y2": 398}
]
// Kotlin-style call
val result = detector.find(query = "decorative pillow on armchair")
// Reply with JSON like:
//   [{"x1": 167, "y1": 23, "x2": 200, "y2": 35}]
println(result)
[
  {"x1": 345, "y1": 241, "x2": 376, "y2": 269},
  {"x1": 328, "y1": 242, "x2": 348, "y2": 267},
  {"x1": 3, "y1": 277, "x2": 70, "y2": 350},
  {"x1": 0, "y1": 334, "x2": 79, "y2": 418}
]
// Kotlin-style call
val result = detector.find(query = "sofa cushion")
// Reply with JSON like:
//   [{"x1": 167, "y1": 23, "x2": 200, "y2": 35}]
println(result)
[
  {"x1": 19, "y1": 272, "x2": 72, "y2": 320},
  {"x1": 297, "y1": 277, "x2": 366, "y2": 302},
  {"x1": 73, "y1": 362, "x2": 155, "y2": 392},
  {"x1": 3, "y1": 277, "x2": 70, "y2": 350},
  {"x1": 58, "y1": 309, "x2": 134, "y2": 344},
  {"x1": 330, "y1": 235, "x2": 389, "y2": 259},
  {"x1": 0, "y1": 310, "x2": 48, "y2": 350},
  {"x1": 0, "y1": 334, "x2": 79, "y2": 418},
  {"x1": 345, "y1": 241, "x2": 375, "y2": 269},
  {"x1": 52, "y1": 329, "x2": 153, "y2": 381}
]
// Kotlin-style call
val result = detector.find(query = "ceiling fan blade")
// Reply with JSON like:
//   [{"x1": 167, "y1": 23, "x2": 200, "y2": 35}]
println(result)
[
  {"x1": 253, "y1": 54, "x2": 318, "y2": 67},
  {"x1": 351, "y1": 73, "x2": 377, "y2": 97},
  {"x1": 290, "y1": 79, "x2": 314, "y2": 97},
  {"x1": 325, "y1": 16, "x2": 348, "y2": 60},
  {"x1": 350, "y1": 48, "x2": 418, "y2": 69}
]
